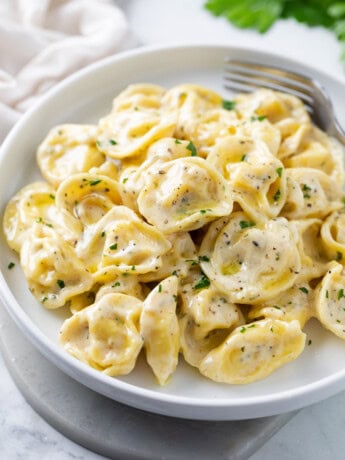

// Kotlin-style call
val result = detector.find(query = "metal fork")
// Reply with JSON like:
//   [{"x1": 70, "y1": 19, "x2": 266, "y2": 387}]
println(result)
[{"x1": 224, "y1": 59, "x2": 345, "y2": 144}]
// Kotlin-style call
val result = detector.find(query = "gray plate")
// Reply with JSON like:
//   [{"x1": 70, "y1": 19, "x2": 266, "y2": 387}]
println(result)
[{"x1": 0, "y1": 303, "x2": 295, "y2": 460}]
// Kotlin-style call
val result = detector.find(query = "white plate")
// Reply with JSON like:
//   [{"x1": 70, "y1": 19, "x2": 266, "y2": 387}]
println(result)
[{"x1": 1, "y1": 44, "x2": 345, "y2": 421}]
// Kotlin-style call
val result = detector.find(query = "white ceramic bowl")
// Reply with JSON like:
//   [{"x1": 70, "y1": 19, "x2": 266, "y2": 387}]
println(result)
[{"x1": 1, "y1": 44, "x2": 345, "y2": 421}]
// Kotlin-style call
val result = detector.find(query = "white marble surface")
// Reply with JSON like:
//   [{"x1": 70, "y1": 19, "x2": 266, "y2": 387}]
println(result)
[{"x1": 2, "y1": 0, "x2": 345, "y2": 458}]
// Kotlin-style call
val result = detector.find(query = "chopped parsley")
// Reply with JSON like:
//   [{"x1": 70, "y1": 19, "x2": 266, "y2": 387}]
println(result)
[
  {"x1": 57, "y1": 279, "x2": 65, "y2": 289},
  {"x1": 49, "y1": 194, "x2": 55, "y2": 200},
  {"x1": 7, "y1": 262, "x2": 15, "y2": 270},
  {"x1": 222, "y1": 99, "x2": 236, "y2": 110},
  {"x1": 299, "y1": 287, "x2": 309, "y2": 294},
  {"x1": 193, "y1": 272, "x2": 211, "y2": 290},
  {"x1": 241, "y1": 154, "x2": 247, "y2": 161},
  {"x1": 112, "y1": 282, "x2": 121, "y2": 288},
  {"x1": 122, "y1": 178, "x2": 128, "y2": 184},
  {"x1": 41, "y1": 296, "x2": 48, "y2": 303},
  {"x1": 200, "y1": 208, "x2": 212, "y2": 214},
  {"x1": 308, "y1": 339, "x2": 312, "y2": 346},
  {"x1": 326, "y1": 289, "x2": 329, "y2": 299},
  {"x1": 175, "y1": 139, "x2": 182, "y2": 144},
  {"x1": 131, "y1": 265, "x2": 136, "y2": 271},
  {"x1": 338, "y1": 289, "x2": 344, "y2": 300},
  {"x1": 101, "y1": 231, "x2": 106, "y2": 237},
  {"x1": 109, "y1": 244, "x2": 117, "y2": 250},
  {"x1": 251, "y1": 115, "x2": 267, "y2": 121},
  {"x1": 273, "y1": 188, "x2": 281, "y2": 202},
  {"x1": 158, "y1": 284, "x2": 162, "y2": 293},
  {"x1": 109, "y1": 139, "x2": 117, "y2": 145},
  {"x1": 240, "y1": 326, "x2": 246, "y2": 333},
  {"x1": 187, "y1": 255, "x2": 210, "y2": 266},
  {"x1": 270, "y1": 326, "x2": 274, "y2": 332},
  {"x1": 276, "y1": 167, "x2": 283, "y2": 178},
  {"x1": 96, "y1": 140, "x2": 102, "y2": 148},
  {"x1": 89, "y1": 179, "x2": 102, "y2": 186},
  {"x1": 187, "y1": 141, "x2": 197, "y2": 156},
  {"x1": 273, "y1": 305, "x2": 281, "y2": 310},
  {"x1": 239, "y1": 220, "x2": 255, "y2": 229}
]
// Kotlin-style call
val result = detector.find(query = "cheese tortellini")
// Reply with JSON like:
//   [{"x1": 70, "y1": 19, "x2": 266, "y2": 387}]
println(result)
[{"x1": 3, "y1": 83, "x2": 345, "y2": 386}]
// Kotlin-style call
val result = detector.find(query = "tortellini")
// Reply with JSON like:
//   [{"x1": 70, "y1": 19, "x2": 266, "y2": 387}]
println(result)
[
  {"x1": 37, "y1": 124, "x2": 105, "y2": 187},
  {"x1": 199, "y1": 319, "x2": 306, "y2": 384},
  {"x1": 314, "y1": 262, "x2": 345, "y2": 339},
  {"x1": 208, "y1": 136, "x2": 285, "y2": 222},
  {"x1": 4, "y1": 83, "x2": 345, "y2": 386},
  {"x1": 3, "y1": 181, "x2": 60, "y2": 251},
  {"x1": 140, "y1": 276, "x2": 180, "y2": 385},
  {"x1": 20, "y1": 224, "x2": 93, "y2": 309},
  {"x1": 60, "y1": 293, "x2": 143, "y2": 375},
  {"x1": 200, "y1": 213, "x2": 301, "y2": 303},
  {"x1": 137, "y1": 157, "x2": 233, "y2": 233}
]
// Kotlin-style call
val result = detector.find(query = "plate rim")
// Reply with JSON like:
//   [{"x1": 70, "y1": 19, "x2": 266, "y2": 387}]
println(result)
[{"x1": 1, "y1": 42, "x2": 345, "y2": 420}]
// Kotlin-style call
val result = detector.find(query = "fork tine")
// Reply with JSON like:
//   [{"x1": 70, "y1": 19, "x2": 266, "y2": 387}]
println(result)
[
  {"x1": 224, "y1": 64, "x2": 314, "y2": 98},
  {"x1": 223, "y1": 79, "x2": 314, "y2": 114},
  {"x1": 223, "y1": 73, "x2": 314, "y2": 106},
  {"x1": 225, "y1": 59, "x2": 313, "y2": 88}
]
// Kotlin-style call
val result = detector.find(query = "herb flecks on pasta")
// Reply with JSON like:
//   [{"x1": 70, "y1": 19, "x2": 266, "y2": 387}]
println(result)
[{"x1": 3, "y1": 83, "x2": 345, "y2": 386}]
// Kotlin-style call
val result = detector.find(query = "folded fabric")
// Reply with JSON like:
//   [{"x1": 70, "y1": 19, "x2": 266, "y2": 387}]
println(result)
[{"x1": 0, "y1": 0, "x2": 137, "y2": 141}]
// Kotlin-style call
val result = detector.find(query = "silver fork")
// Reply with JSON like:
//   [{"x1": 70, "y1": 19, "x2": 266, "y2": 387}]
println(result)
[{"x1": 224, "y1": 59, "x2": 345, "y2": 144}]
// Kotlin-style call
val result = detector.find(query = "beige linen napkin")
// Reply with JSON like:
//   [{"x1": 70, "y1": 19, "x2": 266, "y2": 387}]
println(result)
[{"x1": 0, "y1": 0, "x2": 137, "y2": 141}]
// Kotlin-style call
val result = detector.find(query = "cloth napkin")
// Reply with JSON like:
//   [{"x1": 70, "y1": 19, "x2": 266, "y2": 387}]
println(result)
[{"x1": 0, "y1": 0, "x2": 137, "y2": 142}]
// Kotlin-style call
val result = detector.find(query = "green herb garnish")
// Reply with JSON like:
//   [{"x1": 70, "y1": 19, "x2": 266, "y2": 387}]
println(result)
[
  {"x1": 273, "y1": 188, "x2": 281, "y2": 202},
  {"x1": 222, "y1": 99, "x2": 236, "y2": 110},
  {"x1": 194, "y1": 272, "x2": 211, "y2": 290},
  {"x1": 7, "y1": 262, "x2": 15, "y2": 270},
  {"x1": 109, "y1": 244, "x2": 117, "y2": 250},
  {"x1": 276, "y1": 167, "x2": 283, "y2": 178},
  {"x1": 57, "y1": 279, "x2": 65, "y2": 289},
  {"x1": 239, "y1": 220, "x2": 255, "y2": 229},
  {"x1": 89, "y1": 179, "x2": 102, "y2": 186},
  {"x1": 187, "y1": 141, "x2": 197, "y2": 156},
  {"x1": 299, "y1": 287, "x2": 309, "y2": 294}
]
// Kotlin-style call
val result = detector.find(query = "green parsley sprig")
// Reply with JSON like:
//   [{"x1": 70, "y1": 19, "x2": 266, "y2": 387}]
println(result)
[{"x1": 205, "y1": 0, "x2": 345, "y2": 67}]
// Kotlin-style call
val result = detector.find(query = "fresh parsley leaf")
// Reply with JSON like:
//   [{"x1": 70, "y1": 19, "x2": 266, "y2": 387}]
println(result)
[
  {"x1": 205, "y1": 0, "x2": 284, "y2": 33},
  {"x1": 187, "y1": 141, "x2": 197, "y2": 156},
  {"x1": 194, "y1": 272, "x2": 211, "y2": 290},
  {"x1": 222, "y1": 99, "x2": 236, "y2": 110},
  {"x1": 273, "y1": 188, "x2": 281, "y2": 202},
  {"x1": 239, "y1": 220, "x2": 255, "y2": 229},
  {"x1": 204, "y1": 0, "x2": 345, "y2": 68},
  {"x1": 89, "y1": 179, "x2": 102, "y2": 186},
  {"x1": 57, "y1": 279, "x2": 65, "y2": 289}
]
